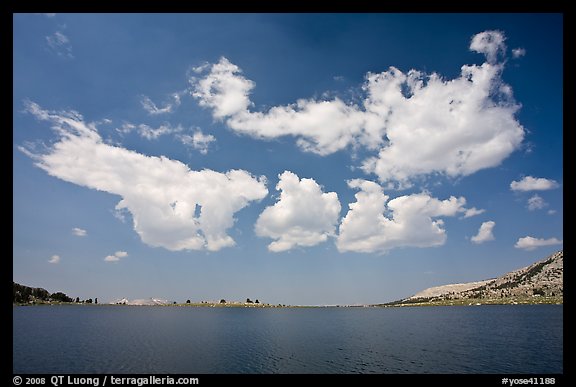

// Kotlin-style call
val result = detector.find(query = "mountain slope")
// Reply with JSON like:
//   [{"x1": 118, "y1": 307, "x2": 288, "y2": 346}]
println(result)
[{"x1": 387, "y1": 250, "x2": 562, "y2": 306}]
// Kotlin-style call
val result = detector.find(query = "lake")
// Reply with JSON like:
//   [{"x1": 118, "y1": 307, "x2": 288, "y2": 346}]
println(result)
[{"x1": 13, "y1": 304, "x2": 562, "y2": 374}]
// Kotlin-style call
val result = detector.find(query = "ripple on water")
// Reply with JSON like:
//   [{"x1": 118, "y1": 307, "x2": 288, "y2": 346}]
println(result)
[{"x1": 14, "y1": 305, "x2": 563, "y2": 374}]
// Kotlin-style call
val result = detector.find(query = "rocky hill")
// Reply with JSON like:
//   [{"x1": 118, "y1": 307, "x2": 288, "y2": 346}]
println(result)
[
  {"x1": 13, "y1": 282, "x2": 75, "y2": 304},
  {"x1": 386, "y1": 250, "x2": 563, "y2": 306},
  {"x1": 410, "y1": 280, "x2": 492, "y2": 299}
]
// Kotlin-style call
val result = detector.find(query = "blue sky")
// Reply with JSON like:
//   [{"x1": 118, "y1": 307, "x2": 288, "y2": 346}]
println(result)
[{"x1": 13, "y1": 13, "x2": 563, "y2": 305}]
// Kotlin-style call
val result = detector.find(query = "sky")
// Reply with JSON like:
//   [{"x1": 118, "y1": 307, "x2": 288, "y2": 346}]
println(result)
[{"x1": 13, "y1": 13, "x2": 563, "y2": 305}]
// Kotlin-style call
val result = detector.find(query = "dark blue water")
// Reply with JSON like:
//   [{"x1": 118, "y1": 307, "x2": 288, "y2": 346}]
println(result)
[{"x1": 13, "y1": 305, "x2": 562, "y2": 374}]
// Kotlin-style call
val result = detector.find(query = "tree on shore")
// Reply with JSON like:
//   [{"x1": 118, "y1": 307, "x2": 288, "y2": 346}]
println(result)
[
  {"x1": 51, "y1": 292, "x2": 73, "y2": 303},
  {"x1": 255, "y1": 299, "x2": 259, "y2": 304},
  {"x1": 246, "y1": 298, "x2": 253, "y2": 304},
  {"x1": 186, "y1": 299, "x2": 191, "y2": 304},
  {"x1": 220, "y1": 299, "x2": 226, "y2": 304}
]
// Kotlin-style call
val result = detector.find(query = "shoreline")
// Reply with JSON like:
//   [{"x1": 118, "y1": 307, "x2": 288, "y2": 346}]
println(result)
[
  {"x1": 376, "y1": 295, "x2": 563, "y2": 307},
  {"x1": 13, "y1": 296, "x2": 563, "y2": 308}
]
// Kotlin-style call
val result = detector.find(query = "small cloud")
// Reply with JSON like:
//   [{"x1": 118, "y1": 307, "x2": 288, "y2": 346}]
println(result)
[
  {"x1": 547, "y1": 209, "x2": 557, "y2": 215},
  {"x1": 48, "y1": 255, "x2": 60, "y2": 264},
  {"x1": 72, "y1": 227, "x2": 87, "y2": 237},
  {"x1": 514, "y1": 236, "x2": 563, "y2": 251},
  {"x1": 104, "y1": 251, "x2": 128, "y2": 262},
  {"x1": 47, "y1": 31, "x2": 69, "y2": 47},
  {"x1": 469, "y1": 30, "x2": 506, "y2": 64},
  {"x1": 471, "y1": 221, "x2": 496, "y2": 244},
  {"x1": 461, "y1": 207, "x2": 485, "y2": 219},
  {"x1": 510, "y1": 176, "x2": 559, "y2": 191},
  {"x1": 178, "y1": 130, "x2": 216, "y2": 154},
  {"x1": 116, "y1": 122, "x2": 136, "y2": 135},
  {"x1": 117, "y1": 122, "x2": 183, "y2": 140},
  {"x1": 140, "y1": 93, "x2": 182, "y2": 115},
  {"x1": 113, "y1": 207, "x2": 129, "y2": 223},
  {"x1": 46, "y1": 31, "x2": 74, "y2": 59},
  {"x1": 512, "y1": 48, "x2": 526, "y2": 58},
  {"x1": 138, "y1": 124, "x2": 183, "y2": 140},
  {"x1": 527, "y1": 194, "x2": 547, "y2": 211}
]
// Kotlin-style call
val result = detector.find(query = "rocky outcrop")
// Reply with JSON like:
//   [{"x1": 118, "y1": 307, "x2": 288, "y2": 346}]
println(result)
[
  {"x1": 398, "y1": 250, "x2": 563, "y2": 305},
  {"x1": 410, "y1": 280, "x2": 492, "y2": 299}
]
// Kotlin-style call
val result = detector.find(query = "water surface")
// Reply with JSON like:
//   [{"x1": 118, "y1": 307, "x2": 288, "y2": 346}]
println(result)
[{"x1": 13, "y1": 305, "x2": 563, "y2": 373}]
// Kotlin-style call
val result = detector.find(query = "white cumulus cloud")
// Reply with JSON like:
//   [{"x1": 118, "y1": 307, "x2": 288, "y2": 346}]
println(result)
[
  {"x1": 471, "y1": 221, "x2": 495, "y2": 244},
  {"x1": 178, "y1": 130, "x2": 216, "y2": 155},
  {"x1": 48, "y1": 255, "x2": 60, "y2": 264},
  {"x1": 21, "y1": 101, "x2": 268, "y2": 252},
  {"x1": 105, "y1": 251, "x2": 128, "y2": 262},
  {"x1": 527, "y1": 194, "x2": 548, "y2": 211},
  {"x1": 72, "y1": 227, "x2": 87, "y2": 237},
  {"x1": 360, "y1": 59, "x2": 524, "y2": 187},
  {"x1": 191, "y1": 57, "x2": 371, "y2": 155},
  {"x1": 514, "y1": 236, "x2": 563, "y2": 251},
  {"x1": 336, "y1": 179, "x2": 472, "y2": 253},
  {"x1": 255, "y1": 171, "x2": 341, "y2": 252},
  {"x1": 510, "y1": 176, "x2": 559, "y2": 191},
  {"x1": 192, "y1": 30, "x2": 524, "y2": 187}
]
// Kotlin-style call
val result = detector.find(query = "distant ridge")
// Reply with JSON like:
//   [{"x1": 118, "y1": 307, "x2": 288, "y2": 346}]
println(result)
[{"x1": 383, "y1": 250, "x2": 563, "y2": 306}]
